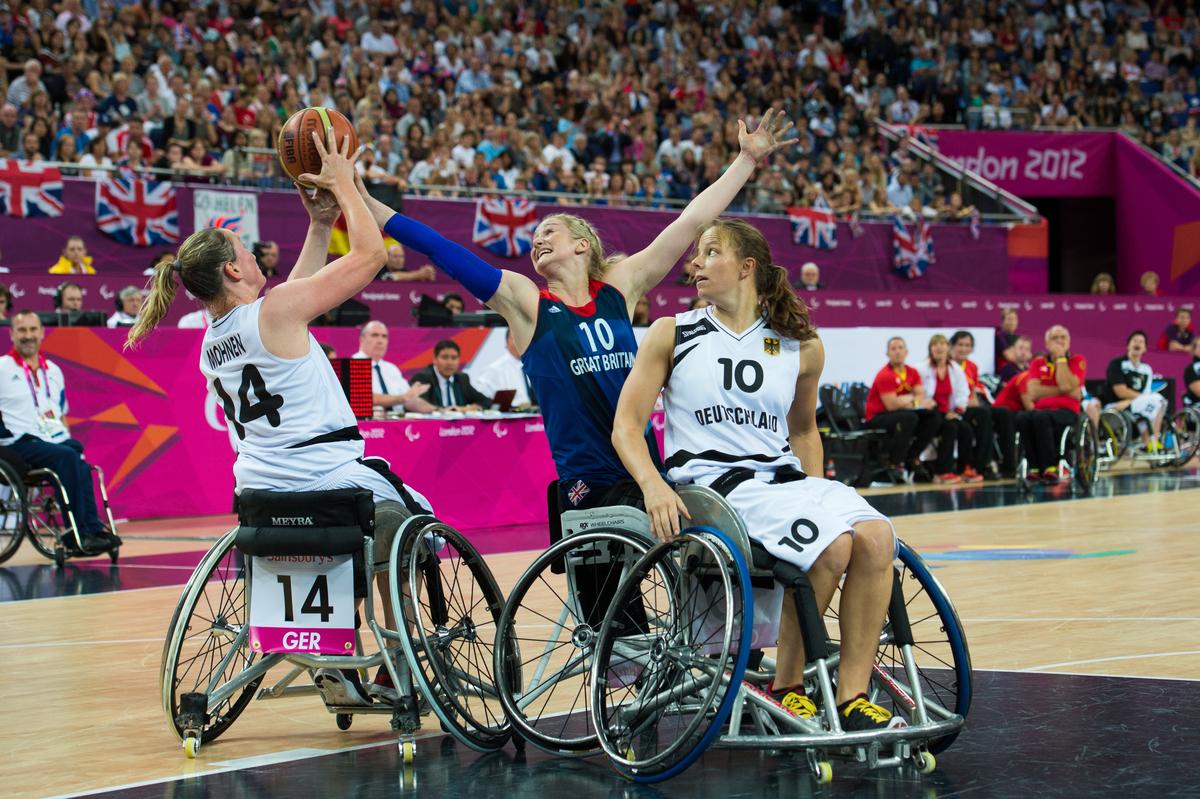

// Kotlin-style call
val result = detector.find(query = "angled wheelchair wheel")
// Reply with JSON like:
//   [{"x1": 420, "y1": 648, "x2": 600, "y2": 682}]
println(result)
[
  {"x1": 392, "y1": 517, "x2": 510, "y2": 752},
  {"x1": 1098, "y1": 410, "x2": 1129, "y2": 465},
  {"x1": 0, "y1": 460, "x2": 26, "y2": 565},
  {"x1": 1069, "y1": 415, "x2": 1099, "y2": 495},
  {"x1": 590, "y1": 527, "x2": 752, "y2": 783},
  {"x1": 160, "y1": 529, "x2": 262, "y2": 744},
  {"x1": 1014, "y1": 433, "x2": 1031, "y2": 493},
  {"x1": 822, "y1": 540, "x2": 972, "y2": 755},
  {"x1": 25, "y1": 478, "x2": 66, "y2": 560},
  {"x1": 494, "y1": 529, "x2": 655, "y2": 756},
  {"x1": 1171, "y1": 408, "x2": 1200, "y2": 466}
]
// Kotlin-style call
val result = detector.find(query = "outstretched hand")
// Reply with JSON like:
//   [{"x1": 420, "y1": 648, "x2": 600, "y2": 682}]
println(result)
[
  {"x1": 296, "y1": 126, "x2": 362, "y2": 192},
  {"x1": 297, "y1": 185, "x2": 341, "y2": 226},
  {"x1": 738, "y1": 108, "x2": 798, "y2": 163}
]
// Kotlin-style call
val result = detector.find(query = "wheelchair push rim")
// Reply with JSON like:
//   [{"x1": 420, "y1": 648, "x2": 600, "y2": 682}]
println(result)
[
  {"x1": 391, "y1": 516, "x2": 511, "y2": 752},
  {"x1": 0, "y1": 460, "x2": 26, "y2": 564},
  {"x1": 493, "y1": 528, "x2": 656, "y2": 756},
  {"x1": 590, "y1": 527, "x2": 753, "y2": 783},
  {"x1": 160, "y1": 529, "x2": 262, "y2": 744}
]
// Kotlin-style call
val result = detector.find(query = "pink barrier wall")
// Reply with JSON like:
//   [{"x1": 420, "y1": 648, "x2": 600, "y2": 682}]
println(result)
[
  {"x1": 55, "y1": 314, "x2": 1198, "y2": 524},
  {"x1": 935, "y1": 129, "x2": 1200, "y2": 295}
]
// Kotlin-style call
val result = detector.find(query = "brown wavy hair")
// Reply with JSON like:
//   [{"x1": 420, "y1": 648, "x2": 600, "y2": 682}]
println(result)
[{"x1": 697, "y1": 219, "x2": 816, "y2": 341}]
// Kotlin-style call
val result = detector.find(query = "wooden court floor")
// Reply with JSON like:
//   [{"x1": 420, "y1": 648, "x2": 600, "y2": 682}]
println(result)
[{"x1": 1, "y1": 475, "x2": 1198, "y2": 798}]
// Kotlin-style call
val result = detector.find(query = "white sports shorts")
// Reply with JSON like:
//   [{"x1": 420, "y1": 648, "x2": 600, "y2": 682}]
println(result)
[{"x1": 716, "y1": 474, "x2": 894, "y2": 572}]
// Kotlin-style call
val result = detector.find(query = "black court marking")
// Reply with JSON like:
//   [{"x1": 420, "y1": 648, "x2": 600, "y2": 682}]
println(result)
[{"x1": 75, "y1": 671, "x2": 1199, "y2": 798}]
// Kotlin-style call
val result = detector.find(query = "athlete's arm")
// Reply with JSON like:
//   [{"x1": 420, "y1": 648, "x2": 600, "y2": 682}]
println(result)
[
  {"x1": 786, "y1": 338, "x2": 825, "y2": 476},
  {"x1": 605, "y1": 110, "x2": 796, "y2": 309},
  {"x1": 353, "y1": 175, "x2": 542, "y2": 351},
  {"x1": 878, "y1": 390, "x2": 908, "y2": 412},
  {"x1": 261, "y1": 131, "x2": 386, "y2": 358},
  {"x1": 287, "y1": 187, "x2": 341, "y2": 282},
  {"x1": 612, "y1": 318, "x2": 689, "y2": 541}
]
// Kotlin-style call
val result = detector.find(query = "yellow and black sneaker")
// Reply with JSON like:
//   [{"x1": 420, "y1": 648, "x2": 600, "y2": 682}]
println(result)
[
  {"x1": 745, "y1": 682, "x2": 818, "y2": 719},
  {"x1": 838, "y1": 695, "x2": 907, "y2": 731}
]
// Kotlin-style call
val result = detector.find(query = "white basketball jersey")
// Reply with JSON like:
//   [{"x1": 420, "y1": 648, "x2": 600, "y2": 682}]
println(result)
[
  {"x1": 663, "y1": 308, "x2": 804, "y2": 485},
  {"x1": 200, "y1": 299, "x2": 364, "y2": 491}
]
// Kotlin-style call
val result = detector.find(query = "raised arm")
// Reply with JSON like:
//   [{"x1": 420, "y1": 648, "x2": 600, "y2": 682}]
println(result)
[
  {"x1": 354, "y1": 176, "x2": 543, "y2": 351},
  {"x1": 786, "y1": 338, "x2": 825, "y2": 476},
  {"x1": 612, "y1": 318, "x2": 689, "y2": 540},
  {"x1": 259, "y1": 130, "x2": 386, "y2": 357},
  {"x1": 287, "y1": 186, "x2": 341, "y2": 282},
  {"x1": 605, "y1": 109, "x2": 797, "y2": 306}
]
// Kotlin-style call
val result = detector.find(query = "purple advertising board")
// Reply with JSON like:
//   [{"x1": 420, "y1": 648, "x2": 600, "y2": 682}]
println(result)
[
  {"x1": 936, "y1": 130, "x2": 1115, "y2": 197},
  {"x1": 0, "y1": 179, "x2": 1035, "y2": 293}
]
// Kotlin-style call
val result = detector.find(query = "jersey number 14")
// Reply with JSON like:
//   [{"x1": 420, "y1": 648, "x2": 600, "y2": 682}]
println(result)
[{"x1": 214, "y1": 364, "x2": 284, "y2": 440}]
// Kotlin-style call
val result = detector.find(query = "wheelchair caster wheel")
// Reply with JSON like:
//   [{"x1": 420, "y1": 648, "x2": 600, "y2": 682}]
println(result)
[
  {"x1": 108, "y1": 548, "x2": 119, "y2": 564},
  {"x1": 916, "y1": 752, "x2": 936, "y2": 774},
  {"x1": 813, "y1": 760, "x2": 832, "y2": 784},
  {"x1": 183, "y1": 736, "x2": 200, "y2": 759},
  {"x1": 336, "y1": 713, "x2": 352, "y2": 731},
  {"x1": 54, "y1": 548, "x2": 65, "y2": 568},
  {"x1": 401, "y1": 740, "x2": 416, "y2": 764}
]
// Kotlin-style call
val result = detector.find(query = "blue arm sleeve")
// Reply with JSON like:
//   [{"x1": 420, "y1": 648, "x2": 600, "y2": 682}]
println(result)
[{"x1": 382, "y1": 213, "x2": 502, "y2": 302}]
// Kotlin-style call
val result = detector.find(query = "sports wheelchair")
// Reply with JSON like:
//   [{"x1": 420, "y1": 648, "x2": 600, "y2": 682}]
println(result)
[
  {"x1": 0, "y1": 444, "x2": 119, "y2": 567},
  {"x1": 1015, "y1": 412, "x2": 1099, "y2": 496},
  {"x1": 494, "y1": 484, "x2": 969, "y2": 783},
  {"x1": 1097, "y1": 405, "x2": 1200, "y2": 470},
  {"x1": 160, "y1": 487, "x2": 510, "y2": 763}
]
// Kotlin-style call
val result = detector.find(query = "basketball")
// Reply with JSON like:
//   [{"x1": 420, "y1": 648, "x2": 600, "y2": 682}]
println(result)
[{"x1": 277, "y1": 107, "x2": 358, "y2": 187}]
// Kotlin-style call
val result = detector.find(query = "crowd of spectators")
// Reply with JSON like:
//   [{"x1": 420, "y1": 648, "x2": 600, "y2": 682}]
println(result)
[{"x1": 17, "y1": 0, "x2": 1195, "y2": 222}]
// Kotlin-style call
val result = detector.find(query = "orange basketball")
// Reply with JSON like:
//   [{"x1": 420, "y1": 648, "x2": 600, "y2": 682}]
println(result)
[{"x1": 277, "y1": 107, "x2": 358, "y2": 187}]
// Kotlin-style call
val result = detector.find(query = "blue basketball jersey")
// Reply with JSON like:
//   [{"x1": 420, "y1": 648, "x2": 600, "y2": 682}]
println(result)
[{"x1": 521, "y1": 279, "x2": 660, "y2": 485}]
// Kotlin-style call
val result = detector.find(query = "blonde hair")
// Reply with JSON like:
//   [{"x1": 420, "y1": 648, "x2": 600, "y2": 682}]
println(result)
[
  {"x1": 696, "y1": 219, "x2": 816, "y2": 341},
  {"x1": 542, "y1": 213, "x2": 621, "y2": 280},
  {"x1": 126, "y1": 228, "x2": 234, "y2": 347}
]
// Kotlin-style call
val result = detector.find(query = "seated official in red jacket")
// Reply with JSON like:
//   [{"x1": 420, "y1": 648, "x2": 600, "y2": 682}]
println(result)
[{"x1": 1017, "y1": 325, "x2": 1086, "y2": 481}]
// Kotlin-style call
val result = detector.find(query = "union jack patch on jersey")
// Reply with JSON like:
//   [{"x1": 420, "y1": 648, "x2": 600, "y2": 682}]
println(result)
[
  {"x1": 763, "y1": 337, "x2": 781, "y2": 355},
  {"x1": 567, "y1": 480, "x2": 590, "y2": 506}
]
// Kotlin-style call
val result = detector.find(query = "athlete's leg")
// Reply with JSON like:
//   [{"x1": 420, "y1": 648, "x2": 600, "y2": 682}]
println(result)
[
  {"x1": 773, "y1": 532, "x2": 851, "y2": 690},
  {"x1": 833, "y1": 519, "x2": 895, "y2": 703}
]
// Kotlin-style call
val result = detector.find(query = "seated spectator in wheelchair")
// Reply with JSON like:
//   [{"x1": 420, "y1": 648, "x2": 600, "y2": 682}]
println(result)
[
  {"x1": 128, "y1": 135, "x2": 429, "y2": 708},
  {"x1": 919, "y1": 334, "x2": 981, "y2": 483},
  {"x1": 1184, "y1": 337, "x2": 1200, "y2": 408},
  {"x1": 1102, "y1": 330, "x2": 1168, "y2": 451},
  {"x1": 1157, "y1": 307, "x2": 1194, "y2": 352},
  {"x1": 951, "y1": 330, "x2": 1009, "y2": 478},
  {"x1": 863, "y1": 336, "x2": 942, "y2": 482},
  {"x1": 1019, "y1": 325, "x2": 1087, "y2": 482},
  {"x1": 0, "y1": 311, "x2": 118, "y2": 552},
  {"x1": 613, "y1": 219, "x2": 904, "y2": 731}
]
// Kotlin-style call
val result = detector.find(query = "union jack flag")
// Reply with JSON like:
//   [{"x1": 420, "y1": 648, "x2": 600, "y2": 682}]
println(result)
[
  {"x1": 787, "y1": 197, "x2": 838, "y2": 251},
  {"x1": 95, "y1": 176, "x2": 179, "y2": 247},
  {"x1": 566, "y1": 480, "x2": 590, "y2": 507},
  {"x1": 472, "y1": 196, "x2": 537, "y2": 258},
  {"x1": 207, "y1": 215, "x2": 242, "y2": 234},
  {"x1": 892, "y1": 215, "x2": 935, "y2": 280},
  {"x1": 0, "y1": 160, "x2": 64, "y2": 218}
]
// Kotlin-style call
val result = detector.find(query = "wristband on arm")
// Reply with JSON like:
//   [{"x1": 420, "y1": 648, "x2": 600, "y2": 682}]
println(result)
[{"x1": 383, "y1": 213, "x2": 502, "y2": 302}]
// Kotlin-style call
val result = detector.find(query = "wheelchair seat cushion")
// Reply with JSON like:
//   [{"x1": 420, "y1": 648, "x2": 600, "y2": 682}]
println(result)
[{"x1": 234, "y1": 488, "x2": 375, "y2": 557}]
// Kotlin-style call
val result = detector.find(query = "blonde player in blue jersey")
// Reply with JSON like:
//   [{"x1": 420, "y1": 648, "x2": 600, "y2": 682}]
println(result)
[
  {"x1": 128, "y1": 128, "x2": 426, "y2": 707},
  {"x1": 612, "y1": 219, "x2": 903, "y2": 732},
  {"x1": 353, "y1": 111, "x2": 796, "y2": 510}
]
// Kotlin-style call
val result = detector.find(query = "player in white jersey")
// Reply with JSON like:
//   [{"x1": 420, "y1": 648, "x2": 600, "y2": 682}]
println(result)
[
  {"x1": 127, "y1": 128, "x2": 421, "y2": 705},
  {"x1": 613, "y1": 219, "x2": 901, "y2": 732}
]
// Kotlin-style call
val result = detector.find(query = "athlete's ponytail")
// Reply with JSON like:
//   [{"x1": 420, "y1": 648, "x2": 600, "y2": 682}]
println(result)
[
  {"x1": 700, "y1": 219, "x2": 816, "y2": 342},
  {"x1": 126, "y1": 228, "x2": 232, "y2": 348}
]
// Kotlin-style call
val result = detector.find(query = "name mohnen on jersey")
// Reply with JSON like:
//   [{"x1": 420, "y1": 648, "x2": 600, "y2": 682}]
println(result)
[
  {"x1": 206, "y1": 333, "x2": 247, "y2": 370},
  {"x1": 694, "y1": 404, "x2": 779, "y2": 431},
  {"x1": 569, "y1": 350, "x2": 635, "y2": 376}
]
